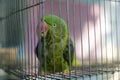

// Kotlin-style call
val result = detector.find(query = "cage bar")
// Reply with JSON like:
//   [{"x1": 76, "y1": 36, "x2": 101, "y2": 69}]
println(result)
[{"x1": 0, "y1": 0, "x2": 120, "y2": 80}]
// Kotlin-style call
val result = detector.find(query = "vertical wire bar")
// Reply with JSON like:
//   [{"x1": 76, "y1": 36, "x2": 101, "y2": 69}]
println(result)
[
  {"x1": 25, "y1": 0, "x2": 31, "y2": 77},
  {"x1": 18, "y1": 0, "x2": 21, "y2": 74},
  {"x1": 24, "y1": 0, "x2": 28, "y2": 77},
  {"x1": 7, "y1": 0, "x2": 10, "y2": 69},
  {"x1": 37, "y1": 0, "x2": 40, "y2": 77},
  {"x1": 23, "y1": 0, "x2": 27, "y2": 78},
  {"x1": 6, "y1": 0, "x2": 9, "y2": 68},
  {"x1": 32, "y1": 1, "x2": 36, "y2": 77},
  {"x1": 16, "y1": 0, "x2": 20, "y2": 77},
  {"x1": 19, "y1": 1, "x2": 22, "y2": 78},
  {"x1": 15, "y1": 0, "x2": 22, "y2": 74},
  {"x1": 32, "y1": 1, "x2": 35, "y2": 77},
  {"x1": 14, "y1": 0, "x2": 17, "y2": 71},
  {"x1": 7, "y1": 0, "x2": 10, "y2": 70},
  {"x1": 9, "y1": 0, "x2": 12, "y2": 70},
  {"x1": 32, "y1": 0, "x2": 37, "y2": 77},
  {"x1": 16, "y1": 0, "x2": 18, "y2": 70},
  {"x1": 115, "y1": 0, "x2": 119, "y2": 74},
  {"x1": 109, "y1": 0, "x2": 114, "y2": 78},
  {"x1": 37, "y1": 0, "x2": 45, "y2": 79},
  {"x1": 19, "y1": 0, "x2": 25, "y2": 78},
  {"x1": 18, "y1": 0, "x2": 22, "y2": 78},
  {"x1": 33, "y1": 0, "x2": 37, "y2": 77},
  {"x1": 73, "y1": 0, "x2": 77, "y2": 77},
  {"x1": 31, "y1": 0, "x2": 35, "y2": 78},
  {"x1": 58, "y1": 0, "x2": 64, "y2": 77},
  {"x1": 115, "y1": 0, "x2": 120, "y2": 79},
  {"x1": 13, "y1": 0, "x2": 16, "y2": 69},
  {"x1": 8, "y1": 0, "x2": 11, "y2": 69},
  {"x1": 4, "y1": 1, "x2": 11, "y2": 70},
  {"x1": 1, "y1": 1, "x2": 4, "y2": 69},
  {"x1": 29, "y1": 0, "x2": 33, "y2": 77},
  {"x1": 36, "y1": 0, "x2": 40, "y2": 78},
  {"x1": 12, "y1": 0, "x2": 16, "y2": 76},
  {"x1": 29, "y1": 0, "x2": 32, "y2": 76},
  {"x1": 101, "y1": 3, "x2": 104, "y2": 79},
  {"x1": 66, "y1": 0, "x2": 72, "y2": 78},
  {"x1": 79, "y1": 0, "x2": 84, "y2": 79},
  {"x1": 118, "y1": 1, "x2": 120, "y2": 79},
  {"x1": 98, "y1": 0, "x2": 104, "y2": 80},
  {"x1": 12, "y1": 0, "x2": 17, "y2": 71},
  {"x1": 103, "y1": 0, "x2": 108, "y2": 80},
  {"x1": 92, "y1": 0, "x2": 98, "y2": 79},
  {"x1": 41, "y1": 0, "x2": 47, "y2": 78},
  {"x1": 43, "y1": 2, "x2": 46, "y2": 78},
  {"x1": 8, "y1": 0, "x2": 11, "y2": 68},
  {"x1": 31, "y1": 0, "x2": 34, "y2": 77},
  {"x1": 29, "y1": 0, "x2": 34, "y2": 79},
  {"x1": 50, "y1": 0, "x2": 56, "y2": 77},
  {"x1": 21, "y1": 0, "x2": 25, "y2": 78},
  {"x1": 19, "y1": 0, "x2": 22, "y2": 77},
  {"x1": 37, "y1": 0, "x2": 42, "y2": 78},
  {"x1": 28, "y1": 0, "x2": 33, "y2": 76},
  {"x1": 23, "y1": 0, "x2": 27, "y2": 77},
  {"x1": 7, "y1": 0, "x2": 11, "y2": 70},
  {"x1": 69, "y1": 1, "x2": 72, "y2": 77},
  {"x1": 86, "y1": 0, "x2": 91, "y2": 78},
  {"x1": 27, "y1": 0, "x2": 31, "y2": 77}
]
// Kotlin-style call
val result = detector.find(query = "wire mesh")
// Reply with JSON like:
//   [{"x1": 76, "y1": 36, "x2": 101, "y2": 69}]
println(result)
[{"x1": 0, "y1": 0, "x2": 120, "y2": 80}]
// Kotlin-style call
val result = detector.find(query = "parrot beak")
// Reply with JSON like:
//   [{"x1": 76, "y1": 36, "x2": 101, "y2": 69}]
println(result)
[
  {"x1": 40, "y1": 21, "x2": 48, "y2": 32},
  {"x1": 36, "y1": 21, "x2": 48, "y2": 37}
]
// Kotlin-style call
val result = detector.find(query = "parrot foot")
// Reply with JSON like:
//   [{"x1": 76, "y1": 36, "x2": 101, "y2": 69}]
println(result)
[
  {"x1": 41, "y1": 71, "x2": 45, "y2": 75},
  {"x1": 38, "y1": 70, "x2": 45, "y2": 76},
  {"x1": 63, "y1": 69, "x2": 69, "y2": 75}
]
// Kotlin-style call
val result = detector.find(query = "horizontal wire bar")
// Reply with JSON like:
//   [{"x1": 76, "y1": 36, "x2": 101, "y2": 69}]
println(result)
[{"x1": 0, "y1": 0, "x2": 45, "y2": 21}]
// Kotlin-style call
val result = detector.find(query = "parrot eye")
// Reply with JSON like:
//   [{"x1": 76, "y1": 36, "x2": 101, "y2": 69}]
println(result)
[{"x1": 53, "y1": 23, "x2": 56, "y2": 27}]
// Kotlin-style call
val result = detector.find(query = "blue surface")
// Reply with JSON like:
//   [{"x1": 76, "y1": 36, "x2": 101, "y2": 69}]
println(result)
[{"x1": 17, "y1": 46, "x2": 23, "y2": 60}]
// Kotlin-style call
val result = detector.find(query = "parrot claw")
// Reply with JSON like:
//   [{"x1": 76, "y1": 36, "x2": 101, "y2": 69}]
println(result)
[
  {"x1": 38, "y1": 70, "x2": 45, "y2": 76},
  {"x1": 63, "y1": 69, "x2": 69, "y2": 75},
  {"x1": 41, "y1": 71, "x2": 45, "y2": 75}
]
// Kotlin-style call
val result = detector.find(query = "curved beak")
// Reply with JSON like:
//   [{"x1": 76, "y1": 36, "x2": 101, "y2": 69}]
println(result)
[
  {"x1": 40, "y1": 21, "x2": 48, "y2": 32},
  {"x1": 36, "y1": 21, "x2": 48, "y2": 37}
]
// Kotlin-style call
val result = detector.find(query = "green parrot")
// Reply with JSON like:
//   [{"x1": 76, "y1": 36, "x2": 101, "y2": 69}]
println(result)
[{"x1": 35, "y1": 14, "x2": 76, "y2": 75}]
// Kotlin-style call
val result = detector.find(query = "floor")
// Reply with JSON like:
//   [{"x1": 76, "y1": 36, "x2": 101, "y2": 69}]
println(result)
[{"x1": 0, "y1": 68, "x2": 120, "y2": 80}]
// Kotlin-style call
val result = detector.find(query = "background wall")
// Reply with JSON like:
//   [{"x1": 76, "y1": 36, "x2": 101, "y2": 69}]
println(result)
[{"x1": 0, "y1": 0, "x2": 120, "y2": 66}]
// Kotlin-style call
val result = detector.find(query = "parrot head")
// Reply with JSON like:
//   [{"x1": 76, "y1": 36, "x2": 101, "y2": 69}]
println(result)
[{"x1": 36, "y1": 15, "x2": 68, "y2": 40}]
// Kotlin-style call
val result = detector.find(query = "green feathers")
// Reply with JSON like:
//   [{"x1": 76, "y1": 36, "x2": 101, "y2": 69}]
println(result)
[{"x1": 35, "y1": 15, "x2": 75, "y2": 74}]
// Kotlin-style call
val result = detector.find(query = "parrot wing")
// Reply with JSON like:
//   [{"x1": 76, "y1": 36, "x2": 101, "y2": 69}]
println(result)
[
  {"x1": 35, "y1": 37, "x2": 45, "y2": 60},
  {"x1": 63, "y1": 38, "x2": 74, "y2": 67}
]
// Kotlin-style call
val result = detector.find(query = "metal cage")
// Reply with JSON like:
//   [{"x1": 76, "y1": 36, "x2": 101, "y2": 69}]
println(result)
[{"x1": 0, "y1": 0, "x2": 120, "y2": 80}]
